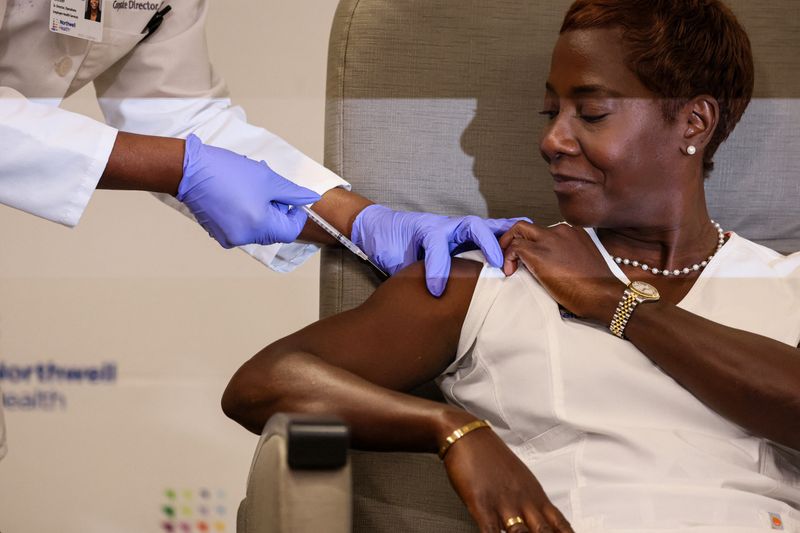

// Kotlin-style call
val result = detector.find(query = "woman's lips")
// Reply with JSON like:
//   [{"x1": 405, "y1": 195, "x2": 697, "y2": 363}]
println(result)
[{"x1": 552, "y1": 173, "x2": 595, "y2": 194}]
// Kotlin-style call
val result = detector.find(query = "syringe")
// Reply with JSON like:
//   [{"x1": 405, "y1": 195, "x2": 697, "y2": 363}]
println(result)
[{"x1": 300, "y1": 205, "x2": 389, "y2": 280}]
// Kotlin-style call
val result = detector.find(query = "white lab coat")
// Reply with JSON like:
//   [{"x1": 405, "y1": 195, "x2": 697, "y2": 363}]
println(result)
[
  {"x1": 0, "y1": 0, "x2": 350, "y2": 460},
  {"x1": 0, "y1": 0, "x2": 349, "y2": 268}
]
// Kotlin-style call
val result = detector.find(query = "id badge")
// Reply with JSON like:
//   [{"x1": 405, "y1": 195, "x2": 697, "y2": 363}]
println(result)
[{"x1": 49, "y1": 0, "x2": 104, "y2": 42}]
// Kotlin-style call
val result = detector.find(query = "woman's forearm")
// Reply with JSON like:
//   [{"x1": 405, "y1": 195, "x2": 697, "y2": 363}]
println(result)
[
  {"x1": 222, "y1": 344, "x2": 576, "y2": 533},
  {"x1": 222, "y1": 348, "x2": 476, "y2": 453},
  {"x1": 627, "y1": 302, "x2": 800, "y2": 449}
]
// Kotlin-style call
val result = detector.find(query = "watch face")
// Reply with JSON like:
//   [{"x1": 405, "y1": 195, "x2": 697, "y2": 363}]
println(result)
[{"x1": 631, "y1": 280, "x2": 660, "y2": 299}]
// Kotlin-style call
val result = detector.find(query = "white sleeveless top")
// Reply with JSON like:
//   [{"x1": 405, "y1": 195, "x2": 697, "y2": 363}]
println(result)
[{"x1": 441, "y1": 231, "x2": 800, "y2": 532}]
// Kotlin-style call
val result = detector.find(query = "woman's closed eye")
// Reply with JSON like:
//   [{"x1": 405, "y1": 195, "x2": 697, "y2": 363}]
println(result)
[
  {"x1": 539, "y1": 109, "x2": 559, "y2": 120},
  {"x1": 580, "y1": 113, "x2": 609, "y2": 123},
  {"x1": 577, "y1": 101, "x2": 613, "y2": 124},
  {"x1": 537, "y1": 109, "x2": 610, "y2": 123}
]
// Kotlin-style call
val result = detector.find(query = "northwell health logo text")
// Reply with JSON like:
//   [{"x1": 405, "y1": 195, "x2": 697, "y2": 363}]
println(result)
[
  {"x1": 0, "y1": 361, "x2": 117, "y2": 411},
  {"x1": 0, "y1": 362, "x2": 116, "y2": 383}
]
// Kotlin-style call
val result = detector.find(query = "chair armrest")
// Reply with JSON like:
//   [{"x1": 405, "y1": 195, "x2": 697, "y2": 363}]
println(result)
[{"x1": 238, "y1": 413, "x2": 351, "y2": 533}]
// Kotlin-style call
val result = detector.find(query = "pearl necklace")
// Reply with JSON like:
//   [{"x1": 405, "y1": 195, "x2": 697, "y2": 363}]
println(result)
[{"x1": 612, "y1": 221, "x2": 725, "y2": 277}]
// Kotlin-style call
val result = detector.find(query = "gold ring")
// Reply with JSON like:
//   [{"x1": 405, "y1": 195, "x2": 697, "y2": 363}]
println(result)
[{"x1": 504, "y1": 515, "x2": 525, "y2": 528}]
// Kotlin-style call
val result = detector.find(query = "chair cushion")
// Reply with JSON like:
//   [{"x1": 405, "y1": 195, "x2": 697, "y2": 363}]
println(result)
[{"x1": 351, "y1": 450, "x2": 477, "y2": 532}]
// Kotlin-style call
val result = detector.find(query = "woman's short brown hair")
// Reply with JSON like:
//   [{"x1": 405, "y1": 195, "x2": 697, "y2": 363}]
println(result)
[{"x1": 561, "y1": 0, "x2": 754, "y2": 176}]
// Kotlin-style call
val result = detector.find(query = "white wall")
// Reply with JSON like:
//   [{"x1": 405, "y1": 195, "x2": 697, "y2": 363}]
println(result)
[{"x1": 0, "y1": 1, "x2": 340, "y2": 531}]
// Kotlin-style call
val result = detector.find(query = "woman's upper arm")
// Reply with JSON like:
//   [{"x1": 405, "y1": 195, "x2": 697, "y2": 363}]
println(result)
[{"x1": 268, "y1": 258, "x2": 484, "y2": 391}]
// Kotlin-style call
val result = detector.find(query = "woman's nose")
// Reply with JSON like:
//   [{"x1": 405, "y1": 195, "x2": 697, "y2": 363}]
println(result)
[{"x1": 539, "y1": 116, "x2": 580, "y2": 163}]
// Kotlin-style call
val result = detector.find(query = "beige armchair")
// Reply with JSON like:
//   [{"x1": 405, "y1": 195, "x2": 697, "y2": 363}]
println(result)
[{"x1": 237, "y1": 1, "x2": 799, "y2": 531}]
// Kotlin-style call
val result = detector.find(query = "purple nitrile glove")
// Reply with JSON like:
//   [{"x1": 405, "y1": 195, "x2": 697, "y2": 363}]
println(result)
[
  {"x1": 351, "y1": 204, "x2": 530, "y2": 297},
  {"x1": 178, "y1": 134, "x2": 321, "y2": 248}
]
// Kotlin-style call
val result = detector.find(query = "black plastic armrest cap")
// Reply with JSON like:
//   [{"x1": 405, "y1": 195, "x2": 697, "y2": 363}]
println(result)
[{"x1": 287, "y1": 416, "x2": 350, "y2": 470}]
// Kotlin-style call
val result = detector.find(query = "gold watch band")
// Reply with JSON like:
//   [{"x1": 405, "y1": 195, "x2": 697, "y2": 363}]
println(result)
[
  {"x1": 610, "y1": 281, "x2": 660, "y2": 339},
  {"x1": 609, "y1": 289, "x2": 639, "y2": 338}
]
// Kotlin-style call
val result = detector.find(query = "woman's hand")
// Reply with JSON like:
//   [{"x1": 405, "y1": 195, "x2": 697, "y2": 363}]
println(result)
[
  {"x1": 443, "y1": 428, "x2": 573, "y2": 533},
  {"x1": 499, "y1": 221, "x2": 622, "y2": 322}
]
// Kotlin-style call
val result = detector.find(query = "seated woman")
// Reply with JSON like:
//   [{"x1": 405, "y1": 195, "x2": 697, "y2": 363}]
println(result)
[{"x1": 223, "y1": 0, "x2": 800, "y2": 531}]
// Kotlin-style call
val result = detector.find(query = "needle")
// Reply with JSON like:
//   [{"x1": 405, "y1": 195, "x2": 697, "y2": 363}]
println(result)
[{"x1": 300, "y1": 205, "x2": 389, "y2": 280}]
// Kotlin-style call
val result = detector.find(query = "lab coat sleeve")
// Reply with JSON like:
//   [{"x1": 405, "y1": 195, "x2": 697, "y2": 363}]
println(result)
[
  {"x1": 93, "y1": 0, "x2": 350, "y2": 272},
  {"x1": 0, "y1": 86, "x2": 118, "y2": 226}
]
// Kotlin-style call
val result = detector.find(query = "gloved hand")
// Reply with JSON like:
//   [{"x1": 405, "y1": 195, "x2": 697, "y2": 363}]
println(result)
[
  {"x1": 178, "y1": 134, "x2": 321, "y2": 248},
  {"x1": 351, "y1": 204, "x2": 529, "y2": 297}
]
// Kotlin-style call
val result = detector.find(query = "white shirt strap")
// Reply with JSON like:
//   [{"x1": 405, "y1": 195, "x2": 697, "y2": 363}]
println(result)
[{"x1": 583, "y1": 227, "x2": 631, "y2": 285}]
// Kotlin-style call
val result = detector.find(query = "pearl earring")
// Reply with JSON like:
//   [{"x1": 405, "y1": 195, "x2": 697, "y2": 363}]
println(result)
[{"x1": 687, "y1": 145, "x2": 697, "y2": 155}]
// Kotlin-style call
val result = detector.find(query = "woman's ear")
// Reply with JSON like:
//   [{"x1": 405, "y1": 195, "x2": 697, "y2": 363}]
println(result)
[{"x1": 681, "y1": 96, "x2": 719, "y2": 156}]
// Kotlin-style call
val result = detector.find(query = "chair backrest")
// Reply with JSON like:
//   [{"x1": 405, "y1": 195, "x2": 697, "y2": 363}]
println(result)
[
  {"x1": 323, "y1": 0, "x2": 567, "y2": 316},
  {"x1": 322, "y1": 0, "x2": 800, "y2": 320}
]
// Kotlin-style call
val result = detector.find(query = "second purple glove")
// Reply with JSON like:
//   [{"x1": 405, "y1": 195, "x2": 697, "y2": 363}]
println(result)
[{"x1": 351, "y1": 204, "x2": 529, "y2": 297}]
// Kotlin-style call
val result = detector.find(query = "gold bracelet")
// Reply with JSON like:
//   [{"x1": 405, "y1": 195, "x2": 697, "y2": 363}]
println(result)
[{"x1": 438, "y1": 419, "x2": 491, "y2": 459}]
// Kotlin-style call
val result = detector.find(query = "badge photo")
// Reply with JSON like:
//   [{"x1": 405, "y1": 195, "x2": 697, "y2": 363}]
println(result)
[{"x1": 49, "y1": 0, "x2": 104, "y2": 42}]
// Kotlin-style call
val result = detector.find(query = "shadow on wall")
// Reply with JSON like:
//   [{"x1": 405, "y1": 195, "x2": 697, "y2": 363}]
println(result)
[{"x1": 460, "y1": 96, "x2": 555, "y2": 224}]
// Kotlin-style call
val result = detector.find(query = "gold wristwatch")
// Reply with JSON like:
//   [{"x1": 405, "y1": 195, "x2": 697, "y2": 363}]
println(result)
[{"x1": 609, "y1": 280, "x2": 660, "y2": 339}]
